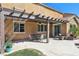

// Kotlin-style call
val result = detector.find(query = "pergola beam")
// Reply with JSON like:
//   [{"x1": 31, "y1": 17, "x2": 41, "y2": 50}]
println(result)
[
  {"x1": 42, "y1": 15, "x2": 45, "y2": 18},
  {"x1": 9, "y1": 7, "x2": 15, "y2": 16},
  {"x1": 35, "y1": 14, "x2": 41, "y2": 17},
  {"x1": 19, "y1": 9, "x2": 25, "y2": 18},
  {"x1": 50, "y1": 17, "x2": 53, "y2": 20},
  {"x1": 1, "y1": 7, "x2": 67, "y2": 23},
  {"x1": 35, "y1": 14, "x2": 46, "y2": 20},
  {"x1": 47, "y1": 16, "x2": 50, "y2": 20},
  {"x1": 27, "y1": 12, "x2": 34, "y2": 18}
]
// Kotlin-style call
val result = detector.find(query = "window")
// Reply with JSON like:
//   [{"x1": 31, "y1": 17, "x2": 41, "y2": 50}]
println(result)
[
  {"x1": 41, "y1": 25, "x2": 43, "y2": 31},
  {"x1": 14, "y1": 22, "x2": 25, "y2": 32},
  {"x1": 37, "y1": 23, "x2": 47, "y2": 32},
  {"x1": 45, "y1": 25, "x2": 47, "y2": 31},
  {"x1": 20, "y1": 24, "x2": 24, "y2": 32},
  {"x1": 14, "y1": 22, "x2": 19, "y2": 32}
]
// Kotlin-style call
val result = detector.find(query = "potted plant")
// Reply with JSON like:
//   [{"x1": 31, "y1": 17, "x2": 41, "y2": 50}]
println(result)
[{"x1": 5, "y1": 39, "x2": 13, "y2": 52}]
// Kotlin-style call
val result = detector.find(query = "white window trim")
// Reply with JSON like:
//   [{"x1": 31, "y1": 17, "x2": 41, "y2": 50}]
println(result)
[
  {"x1": 13, "y1": 21, "x2": 25, "y2": 33},
  {"x1": 37, "y1": 23, "x2": 47, "y2": 33}
]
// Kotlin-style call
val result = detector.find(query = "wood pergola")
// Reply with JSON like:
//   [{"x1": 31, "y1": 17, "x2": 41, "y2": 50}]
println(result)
[{"x1": 0, "y1": 4, "x2": 68, "y2": 54}]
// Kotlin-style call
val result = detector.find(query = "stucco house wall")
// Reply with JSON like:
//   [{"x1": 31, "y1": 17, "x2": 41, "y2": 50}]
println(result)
[{"x1": 1, "y1": 3, "x2": 66, "y2": 40}]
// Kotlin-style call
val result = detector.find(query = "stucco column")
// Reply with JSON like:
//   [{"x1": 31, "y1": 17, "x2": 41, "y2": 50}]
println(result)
[
  {"x1": 47, "y1": 20, "x2": 50, "y2": 43},
  {"x1": 0, "y1": 12, "x2": 5, "y2": 54}
]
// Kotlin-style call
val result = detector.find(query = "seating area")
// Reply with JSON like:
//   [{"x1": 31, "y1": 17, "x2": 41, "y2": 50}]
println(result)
[
  {"x1": 55, "y1": 33, "x2": 76, "y2": 40},
  {"x1": 26, "y1": 33, "x2": 47, "y2": 42},
  {"x1": 29, "y1": 34, "x2": 41, "y2": 41}
]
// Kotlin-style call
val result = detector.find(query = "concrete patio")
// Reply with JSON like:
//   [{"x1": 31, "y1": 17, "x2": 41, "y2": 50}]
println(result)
[{"x1": 5, "y1": 38, "x2": 79, "y2": 56}]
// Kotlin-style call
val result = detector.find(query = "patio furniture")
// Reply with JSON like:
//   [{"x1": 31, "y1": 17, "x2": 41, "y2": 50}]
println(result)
[
  {"x1": 55, "y1": 33, "x2": 63, "y2": 40},
  {"x1": 54, "y1": 33, "x2": 66, "y2": 40},
  {"x1": 31, "y1": 34, "x2": 41, "y2": 41},
  {"x1": 58, "y1": 34, "x2": 62, "y2": 40},
  {"x1": 64, "y1": 33, "x2": 74, "y2": 40}
]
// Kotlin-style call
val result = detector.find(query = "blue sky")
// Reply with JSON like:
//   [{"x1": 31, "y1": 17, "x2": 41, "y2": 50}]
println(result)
[{"x1": 44, "y1": 3, "x2": 79, "y2": 16}]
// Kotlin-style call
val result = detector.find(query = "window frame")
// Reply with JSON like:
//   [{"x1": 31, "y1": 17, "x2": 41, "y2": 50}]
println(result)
[
  {"x1": 37, "y1": 23, "x2": 47, "y2": 32},
  {"x1": 13, "y1": 21, "x2": 25, "y2": 33}
]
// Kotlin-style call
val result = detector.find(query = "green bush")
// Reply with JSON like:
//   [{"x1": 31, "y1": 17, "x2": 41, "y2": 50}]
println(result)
[
  {"x1": 69, "y1": 24, "x2": 77, "y2": 34},
  {"x1": 75, "y1": 28, "x2": 79, "y2": 36},
  {"x1": 7, "y1": 48, "x2": 45, "y2": 56},
  {"x1": 69, "y1": 24, "x2": 79, "y2": 37}
]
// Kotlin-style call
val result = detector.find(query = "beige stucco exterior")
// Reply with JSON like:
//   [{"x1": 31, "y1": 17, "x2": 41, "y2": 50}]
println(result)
[
  {"x1": 1, "y1": 3, "x2": 67, "y2": 40},
  {"x1": 61, "y1": 23, "x2": 67, "y2": 35}
]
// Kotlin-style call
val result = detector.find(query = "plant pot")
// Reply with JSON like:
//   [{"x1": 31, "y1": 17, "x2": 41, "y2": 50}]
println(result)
[{"x1": 6, "y1": 48, "x2": 12, "y2": 52}]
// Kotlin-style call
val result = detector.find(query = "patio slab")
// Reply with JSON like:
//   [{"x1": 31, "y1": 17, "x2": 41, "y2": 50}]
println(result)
[{"x1": 5, "y1": 38, "x2": 79, "y2": 56}]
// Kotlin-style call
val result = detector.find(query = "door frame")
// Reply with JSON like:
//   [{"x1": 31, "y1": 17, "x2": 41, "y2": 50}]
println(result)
[{"x1": 52, "y1": 23, "x2": 61, "y2": 37}]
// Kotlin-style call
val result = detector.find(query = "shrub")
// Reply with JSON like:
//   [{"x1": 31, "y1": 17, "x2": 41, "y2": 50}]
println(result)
[
  {"x1": 7, "y1": 48, "x2": 44, "y2": 56},
  {"x1": 69, "y1": 24, "x2": 77, "y2": 34},
  {"x1": 75, "y1": 28, "x2": 79, "y2": 36},
  {"x1": 69, "y1": 24, "x2": 79, "y2": 37}
]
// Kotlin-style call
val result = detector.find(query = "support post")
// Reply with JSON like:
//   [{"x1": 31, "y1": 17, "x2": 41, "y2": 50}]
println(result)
[
  {"x1": 46, "y1": 20, "x2": 50, "y2": 43},
  {"x1": 0, "y1": 12, "x2": 5, "y2": 54}
]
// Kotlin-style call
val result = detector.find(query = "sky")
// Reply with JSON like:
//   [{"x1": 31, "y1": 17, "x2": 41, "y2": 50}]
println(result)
[{"x1": 44, "y1": 3, "x2": 79, "y2": 16}]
